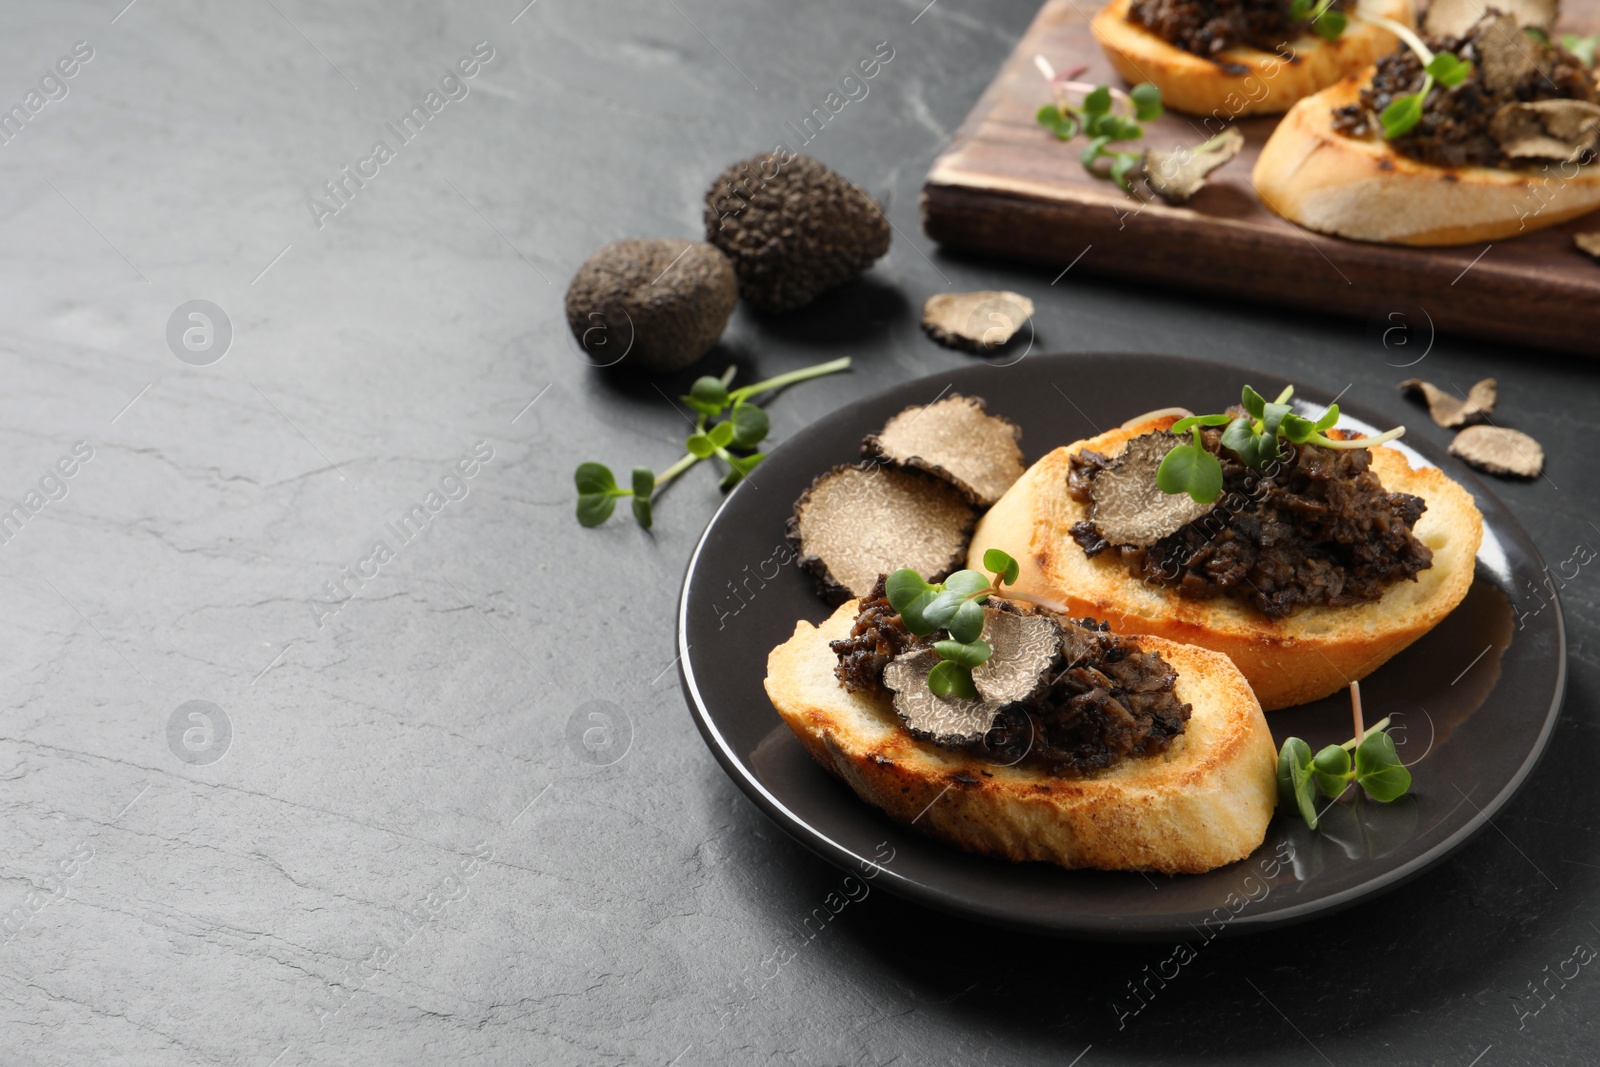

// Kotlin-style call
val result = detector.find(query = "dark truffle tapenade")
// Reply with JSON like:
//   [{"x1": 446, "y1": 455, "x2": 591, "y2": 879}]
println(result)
[
  {"x1": 831, "y1": 578, "x2": 1191, "y2": 778},
  {"x1": 1330, "y1": 17, "x2": 1599, "y2": 167},
  {"x1": 1068, "y1": 430, "x2": 1434, "y2": 619},
  {"x1": 1129, "y1": 0, "x2": 1348, "y2": 57}
]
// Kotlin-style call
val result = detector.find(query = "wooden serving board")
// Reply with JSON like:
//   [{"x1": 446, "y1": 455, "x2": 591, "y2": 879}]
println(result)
[{"x1": 921, "y1": 0, "x2": 1600, "y2": 355}]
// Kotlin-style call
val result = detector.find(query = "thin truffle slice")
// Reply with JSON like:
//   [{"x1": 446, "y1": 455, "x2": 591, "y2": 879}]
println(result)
[
  {"x1": 971, "y1": 608, "x2": 1061, "y2": 706},
  {"x1": 1399, "y1": 378, "x2": 1497, "y2": 428},
  {"x1": 882, "y1": 648, "x2": 1001, "y2": 745},
  {"x1": 1490, "y1": 100, "x2": 1600, "y2": 162},
  {"x1": 921, "y1": 291, "x2": 1035, "y2": 353},
  {"x1": 1143, "y1": 127, "x2": 1244, "y2": 205},
  {"x1": 1424, "y1": 0, "x2": 1555, "y2": 39},
  {"x1": 1088, "y1": 434, "x2": 1213, "y2": 547},
  {"x1": 1450, "y1": 425, "x2": 1545, "y2": 478},
  {"x1": 788, "y1": 463, "x2": 976, "y2": 604},
  {"x1": 1576, "y1": 232, "x2": 1600, "y2": 260},
  {"x1": 862, "y1": 394, "x2": 1026, "y2": 506}
]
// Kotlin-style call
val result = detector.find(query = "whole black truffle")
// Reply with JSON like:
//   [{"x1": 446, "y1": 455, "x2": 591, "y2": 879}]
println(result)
[
  {"x1": 565, "y1": 239, "x2": 737, "y2": 372},
  {"x1": 703, "y1": 152, "x2": 891, "y2": 313}
]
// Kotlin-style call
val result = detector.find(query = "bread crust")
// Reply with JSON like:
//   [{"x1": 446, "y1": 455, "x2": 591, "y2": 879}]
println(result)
[
  {"x1": 764, "y1": 600, "x2": 1277, "y2": 874},
  {"x1": 967, "y1": 416, "x2": 1484, "y2": 710},
  {"x1": 1090, "y1": 0, "x2": 1412, "y2": 118},
  {"x1": 1253, "y1": 77, "x2": 1600, "y2": 244}
]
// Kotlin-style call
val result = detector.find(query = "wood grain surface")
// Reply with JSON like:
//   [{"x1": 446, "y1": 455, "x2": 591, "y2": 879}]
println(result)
[{"x1": 920, "y1": 0, "x2": 1600, "y2": 355}]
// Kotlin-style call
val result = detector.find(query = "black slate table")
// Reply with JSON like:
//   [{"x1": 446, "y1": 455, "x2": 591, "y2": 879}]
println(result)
[{"x1": 0, "y1": 1, "x2": 1593, "y2": 1065}]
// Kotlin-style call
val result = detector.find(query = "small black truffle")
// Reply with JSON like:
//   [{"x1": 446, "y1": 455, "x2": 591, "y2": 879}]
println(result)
[
  {"x1": 564, "y1": 238, "x2": 737, "y2": 372},
  {"x1": 703, "y1": 152, "x2": 891, "y2": 313}
]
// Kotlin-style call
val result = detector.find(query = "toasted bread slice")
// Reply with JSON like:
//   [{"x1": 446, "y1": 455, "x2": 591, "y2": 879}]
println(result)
[
  {"x1": 967, "y1": 416, "x2": 1484, "y2": 710},
  {"x1": 1090, "y1": 0, "x2": 1412, "y2": 118},
  {"x1": 1253, "y1": 77, "x2": 1600, "y2": 244},
  {"x1": 764, "y1": 600, "x2": 1277, "y2": 874}
]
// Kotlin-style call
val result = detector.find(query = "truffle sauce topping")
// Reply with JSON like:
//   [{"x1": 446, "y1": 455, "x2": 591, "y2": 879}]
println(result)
[
  {"x1": 832, "y1": 578, "x2": 1191, "y2": 778},
  {"x1": 1069, "y1": 429, "x2": 1433, "y2": 619}
]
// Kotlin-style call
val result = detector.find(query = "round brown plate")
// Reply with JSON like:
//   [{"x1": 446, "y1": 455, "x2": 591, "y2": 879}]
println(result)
[{"x1": 676, "y1": 353, "x2": 1564, "y2": 939}]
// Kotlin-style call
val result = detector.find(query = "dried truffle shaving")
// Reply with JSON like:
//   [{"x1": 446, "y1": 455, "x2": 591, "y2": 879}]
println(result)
[
  {"x1": 1476, "y1": 14, "x2": 1543, "y2": 94},
  {"x1": 971, "y1": 609, "x2": 1061, "y2": 705},
  {"x1": 1087, "y1": 434, "x2": 1214, "y2": 547},
  {"x1": 1398, "y1": 377, "x2": 1497, "y2": 428},
  {"x1": 882, "y1": 648, "x2": 1000, "y2": 744},
  {"x1": 1490, "y1": 99, "x2": 1600, "y2": 161},
  {"x1": 921, "y1": 291, "x2": 1035, "y2": 353},
  {"x1": 788, "y1": 464, "x2": 976, "y2": 604},
  {"x1": 1424, "y1": 0, "x2": 1556, "y2": 39},
  {"x1": 1449, "y1": 425, "x2": 1544, "y2": 478},
  {"x1": 862, "y1": 394, "x2": 1026, "y2": 506},
  {"x1": 1143, "y1": 127, "x2": 1244, "y2": 205}
]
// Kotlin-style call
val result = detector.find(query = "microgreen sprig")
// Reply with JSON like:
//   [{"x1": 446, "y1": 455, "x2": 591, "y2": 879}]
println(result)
[
  {"x1": 1354, "y1": 13, "x2": 1473, "y2": 138},
  {"x1": 1290, "y1": 0, "x2": 1348, "y2": 42},
  {"x1": 1562, "y1": 33, "x2": 1599, "y2": 67},
  {"x1": 1277, "y1": 683, "x2": 1412, "y2": 829},
  {"x1": 1156, "y1": 384, "x2": 1406, "y2": 505},
  {"x1": 1034, "y1": 56, "x2": 1163, "y2": 191},
  {"x1": 574, "y1": 356, "x2": 851, "y2": 528},
  {"x1": 886, "y1": 549, "x2": 1020, "y2": 699}
]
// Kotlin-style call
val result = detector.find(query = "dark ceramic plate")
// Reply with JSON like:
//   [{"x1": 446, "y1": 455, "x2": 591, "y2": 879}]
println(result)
[{"x1": 676, "y1": 353, "x2": 1565, "y2": 939}]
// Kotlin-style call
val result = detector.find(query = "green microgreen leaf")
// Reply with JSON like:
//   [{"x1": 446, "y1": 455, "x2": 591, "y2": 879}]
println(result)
[
  {"x1": 631, "y1": 496, "x2": 653, "y2": 527},
  {"x1": 1037, "y1": 103, "x2": 1062, "y2": 126},
  {"x1": 631, "y1": 467, "x2": 655, "y2": 499},
  {"x1": 729, "y1": 402, "x2": 770, "y2": 449},
  {"x1": 1278, "y1": 413, "x2": 1314, "y2": 444},
  {"x1": 886, "y1": 569, "x2": 935, "y2": 614},
  {"x1": 1170, "y1": 413, "x2": 1233, "y2": 433},
  {"x1": 1313, "y1": 403, "x2": 1340, "y2": 431},
  {"x1": 718, "y1": 452, "x2": 764, "y2": 490},
  {"x1": 1110, "y1": 151, "x2": 1143, "y2": 190},
  {"x1": 1289, "y1": 0, "x2": 1313, "y2": 19},
  {"x1": 577, "y1": 493, "x2": 619, "y2": 527},
  {"x1": 707, "y1": 420, "x2": 735, "y2": 448},
  {"x1": 933, "y1": 639, "x2": 992, "y2": 668},
  {"x1": 1381, "y1": 84, "x2": 1429, "y2": 140},
  {"x1": 1562, "y1": 33, "x2": 1598, "y2": 66},
  {"x1": 1277, "y1": 737, "x2": 1320, "y2": 830},
  {"x1": 685, "y1": 376, "x2": 730, "y2": 417},
  {"x1": 1313, "y1": 9, "x2": 1346, "y2": 40},
  {"x1": 1354, "y1": 730, "x2": 1412, "y2": 802},
  {"x1": 983, "y1": 548, "x2": 1020, "y2": 587},
  {"x1": 1156, "y1": 426, "x2": 1224, "y2": 504},
  {"x1": 942, "y1": 570, "x2": 991, "y2": 598},
  {"x1": 1311, "y1": 744, "x2": 1353, "y2": 798},
  {"x1": 921, "y1": 590, "x2": 964, "y2": 631},
  {"x1": 900, "y1": 589, "x2": 941, "y2": 637},
  {"x1": 1080, "y1": 134, "x2": 1113, "y2": 168},
  {"x1": 575, "y1": 462, "x2": 619, "y2": 495},
  {"x1": 947, "y1": 598, "x2": 986, "y2": 643},
  {"x1": 1425, "y1": 52, "x2": 1472, "y2": 88},
  {"x1": 927, "y1": 659, "x2": 979, "y2": 699},
  {"x1": 1241, "y1": 385, "x2": 1267, "y2": 419},
  {"x1": 1261, "y1": 400, "x2": 1293, "y2": 438},
  {"x1": 687, "y1": 434, "x2": 715, "y2": 459},
  {"x1": 1083, "y1": 85, "x2": 1112, "y2": 117},
  {"x1": 1130, "y1": 81, "x2": 1163, "y2": 121}
]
